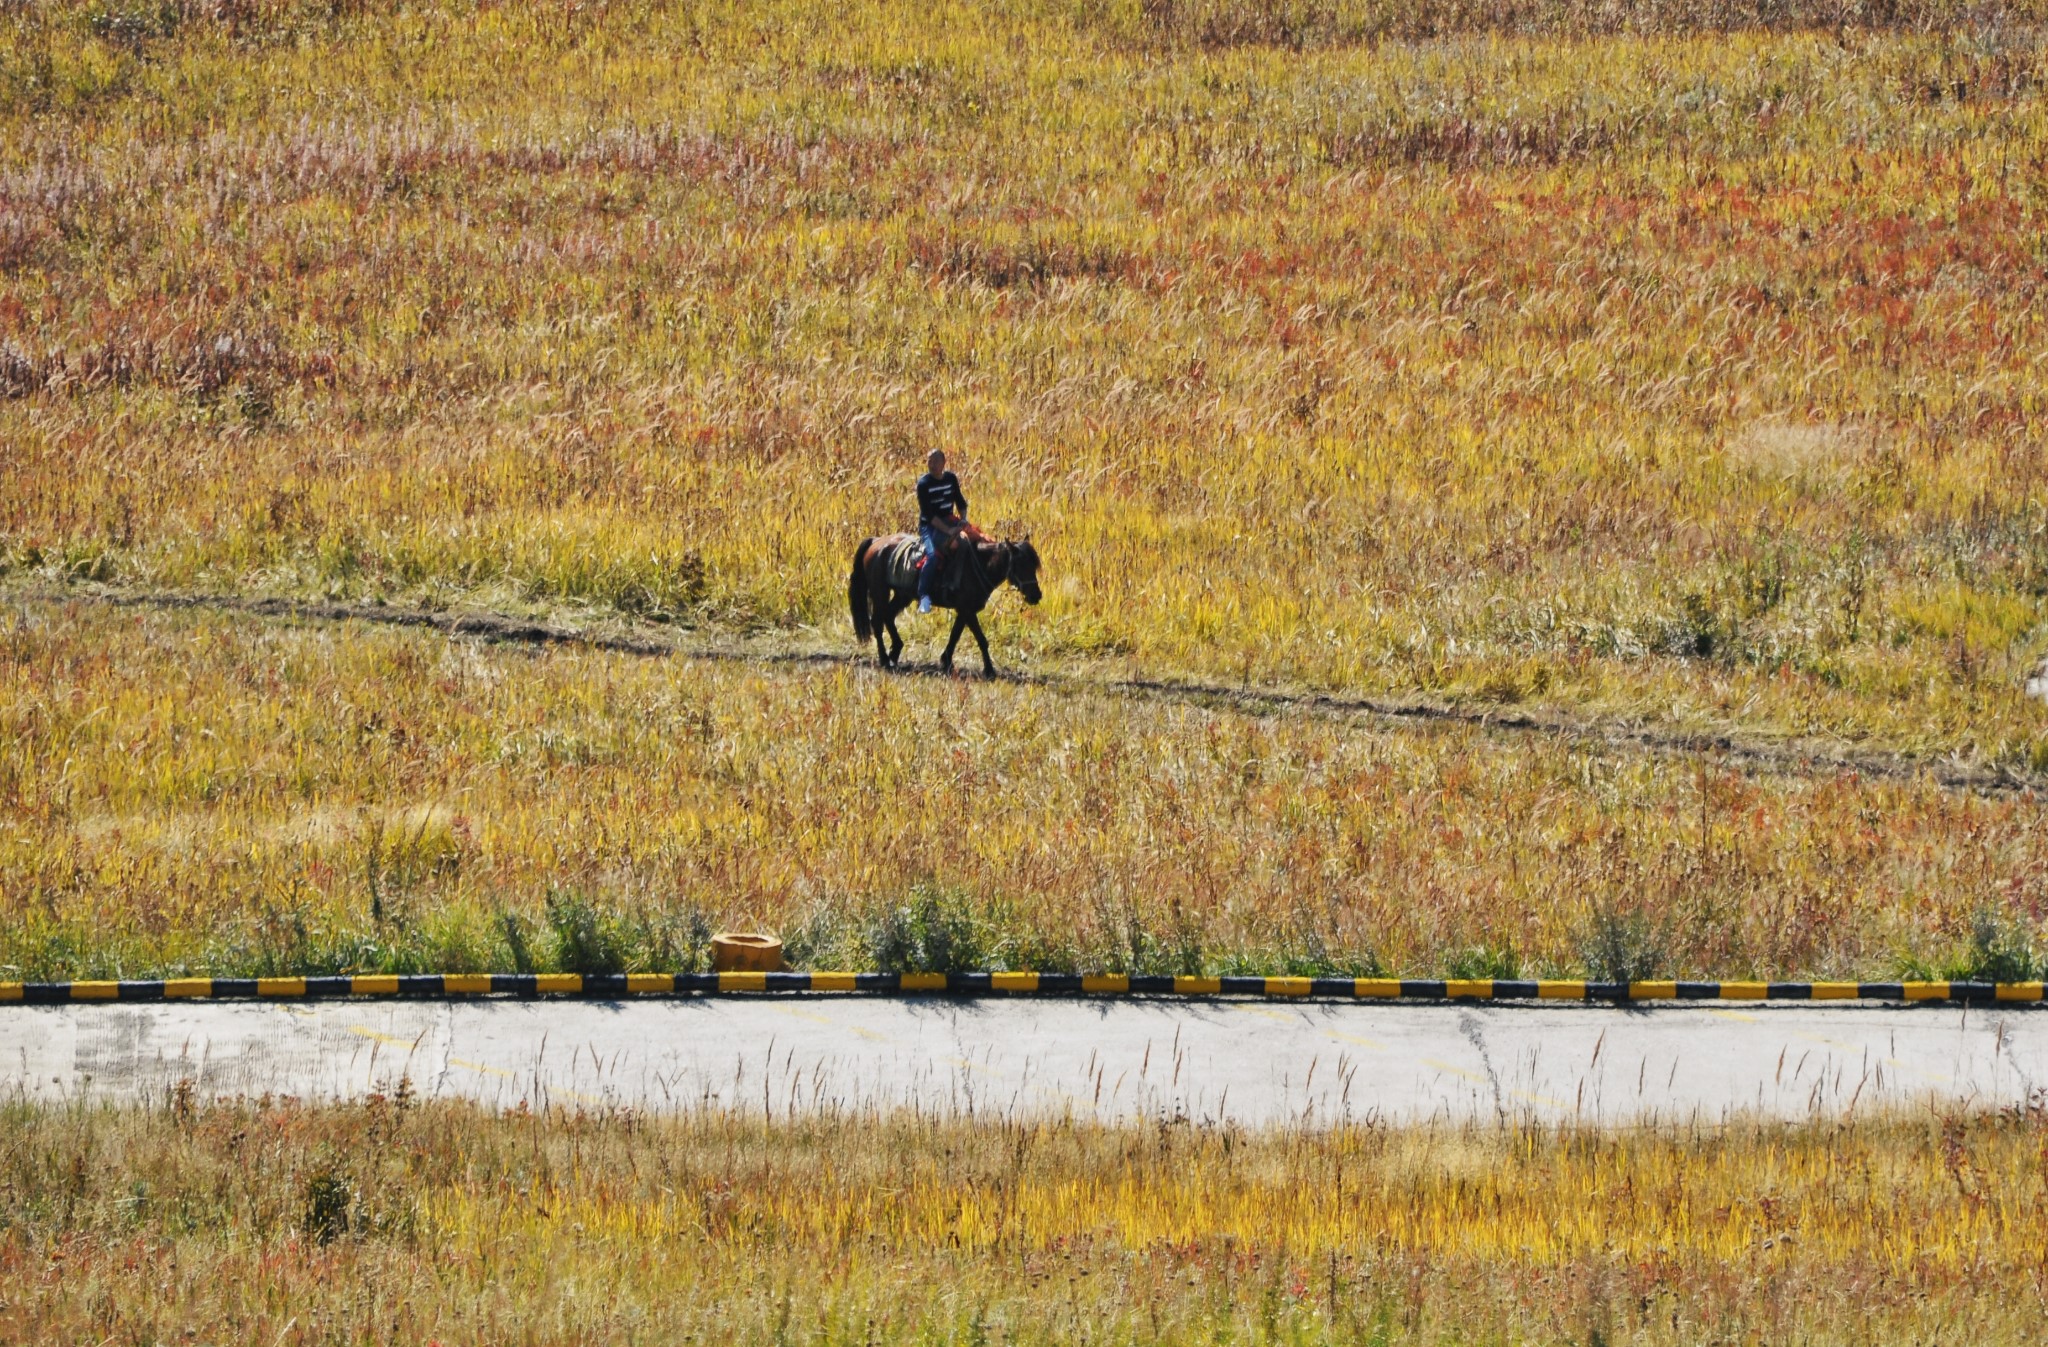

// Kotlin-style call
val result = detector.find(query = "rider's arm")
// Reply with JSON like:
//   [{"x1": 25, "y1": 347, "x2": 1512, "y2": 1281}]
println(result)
[{"x1": 953, "y1": 475, "x2": 968, "y2": 519}]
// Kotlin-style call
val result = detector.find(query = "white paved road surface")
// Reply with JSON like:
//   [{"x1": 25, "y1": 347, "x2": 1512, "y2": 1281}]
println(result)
[{"x1": 4, "y1": 997, "x2": 2043, "y2": 1124}]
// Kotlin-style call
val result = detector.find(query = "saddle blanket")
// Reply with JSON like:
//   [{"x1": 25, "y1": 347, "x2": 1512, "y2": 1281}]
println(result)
[{"x1": 883, "y1": 536, "x2": 929, "y2": 592}]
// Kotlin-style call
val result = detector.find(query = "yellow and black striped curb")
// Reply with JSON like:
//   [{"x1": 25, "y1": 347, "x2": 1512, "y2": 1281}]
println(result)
[{"x1": 1, "y1": 974, "x2": 2044, "y2": 1004}]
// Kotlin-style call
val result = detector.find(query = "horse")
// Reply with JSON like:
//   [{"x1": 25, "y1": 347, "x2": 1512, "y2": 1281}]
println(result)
[{"x1": 847, "y1": 533, "x2": 1042, "y2": 675}]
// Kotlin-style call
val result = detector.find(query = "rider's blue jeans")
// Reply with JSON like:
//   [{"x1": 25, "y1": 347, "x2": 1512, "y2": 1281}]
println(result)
[{"x1": 917, "y1": 523, "x2": 942, "y2": 600}]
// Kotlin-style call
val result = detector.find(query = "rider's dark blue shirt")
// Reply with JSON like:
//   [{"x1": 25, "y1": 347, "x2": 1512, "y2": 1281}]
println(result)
[{"x1": 917, "y1": 470, "x2": 966, "y2": 523}]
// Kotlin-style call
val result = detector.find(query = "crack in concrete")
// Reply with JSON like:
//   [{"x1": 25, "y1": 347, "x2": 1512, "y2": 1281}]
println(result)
[{"x1": 1459, "y1": 1011, "x2": 1506, "y2": 1118}]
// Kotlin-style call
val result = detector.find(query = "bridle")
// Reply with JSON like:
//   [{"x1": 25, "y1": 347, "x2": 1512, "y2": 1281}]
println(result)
[
  {"x1": 959, "y1": 539, "x2": 1039, "y2": 603},
  {"x1": 1006, "y1": 544, "x2": 1037, "y2": 598}
]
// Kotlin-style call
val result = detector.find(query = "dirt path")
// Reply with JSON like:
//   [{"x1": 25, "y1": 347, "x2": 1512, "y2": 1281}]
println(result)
[{"x1": 17, "y1": 584, "x2": 2043, "y2": 797}]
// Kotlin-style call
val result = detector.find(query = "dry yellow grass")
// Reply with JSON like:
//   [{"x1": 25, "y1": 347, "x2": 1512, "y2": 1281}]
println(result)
[
  {"x1": 4, "y1": 1, "x2": 2048, "y2": 968},
  {"x1": 3, "y1": 1094, "x2": 2046, "y2": 1342},
  {"x1": 11, "y1": 6, "x2": 2048, "y2": 1334},
  {"x1": 4, "y1": 0, "x2": 2048, "y2": 764},
  {"x1": 6, "y1": 596, "x2": 2046, "y2": 980}
]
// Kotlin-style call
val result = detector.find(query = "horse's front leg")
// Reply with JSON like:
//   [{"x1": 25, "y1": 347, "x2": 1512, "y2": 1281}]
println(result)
[
  {"x1": 940, "y1": 612, "x2": 966, "y2": 672},
  {"x1": 965, "y1": 611, "x2": 995, "y2": 677}
]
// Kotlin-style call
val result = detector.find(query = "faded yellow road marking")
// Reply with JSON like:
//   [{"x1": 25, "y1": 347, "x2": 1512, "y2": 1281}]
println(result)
[
  {"x1": 1324, "y1": 1030, "x2": 1386, "y2": 1051},
  {"x1": 446, "y1": 1056, "x2": 603, "y2": 1105},
  {"x1": 347, "y1": 1025, "x2": 419, "y2": 1048},
  {"x1": 767, "y1": 1004, "x2": 890, "y2": 1041},
  {"x1": 1423, "y1": 1058, "x2": 1487, "y2": 1083},
  {"x1": 1708, "y1": 1010, "x2": 1760, "y2": 1023},
  {"x1": 1886, "y1": 1056, "x2": 1952, "y2": 1083}
]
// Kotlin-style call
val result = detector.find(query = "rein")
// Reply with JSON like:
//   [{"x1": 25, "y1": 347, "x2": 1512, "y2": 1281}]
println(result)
[{"x1": 963, "y1": 540, "x2": 1007, "y2": 601}]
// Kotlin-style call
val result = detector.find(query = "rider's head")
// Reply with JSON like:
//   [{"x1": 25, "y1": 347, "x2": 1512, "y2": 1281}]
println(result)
[{"x1": 927, "y1": 449, "x2": 946, "y2": 474}]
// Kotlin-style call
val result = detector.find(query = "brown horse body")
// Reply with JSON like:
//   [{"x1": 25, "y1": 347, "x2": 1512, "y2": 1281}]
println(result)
[{"x1": 848, "y1": 533, "x2": 1042, "y2": 675}]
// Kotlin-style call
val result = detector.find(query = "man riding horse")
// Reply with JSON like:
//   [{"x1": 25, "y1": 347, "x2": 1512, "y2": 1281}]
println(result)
[
  {"x1": 915, "y1": 448, "x2": 978, "y2": 612},
  {"x1": 847, "y1": 450, "x2": 1042, "y2": 676}
]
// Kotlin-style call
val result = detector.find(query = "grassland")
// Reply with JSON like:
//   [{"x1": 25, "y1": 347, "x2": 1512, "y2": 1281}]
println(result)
[
  {"x1": 5, "y1": 0, "x2": 2048, "y2": 759},
  {"x1": 3, "y1": 1094, "x2": 2045, "y2": 1343},
  {"x1": 13, "y1": 3, "x2": 2048, "y2": 1340},
  {"x1": 5, "y1": 0, "x2": 2048, "y2": 979},
  {"x1": 7, "y1": 596, "x2": 2048, "y2": 981}
]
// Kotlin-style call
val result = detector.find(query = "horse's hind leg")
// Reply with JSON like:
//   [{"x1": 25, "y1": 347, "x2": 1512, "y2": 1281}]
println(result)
[
  {"x1": 965, "y1": 612, "x2": 995, "y2": 677},
  {"x1": 881, "y1": 595, "x2": 907, "y2": 667},
  {"x1": 864, "y1": 583, "x2": 893, "y2": 666}
]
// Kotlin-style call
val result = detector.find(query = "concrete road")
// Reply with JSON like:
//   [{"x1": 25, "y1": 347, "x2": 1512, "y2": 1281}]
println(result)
[{"x1": 4, "y1": 996, "x2": 2043, "y2": 1125}]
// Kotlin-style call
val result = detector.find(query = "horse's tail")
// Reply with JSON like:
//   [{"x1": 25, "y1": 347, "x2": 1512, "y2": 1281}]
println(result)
[{"x1": 849, "y1": 538, "x2": 873, "y2": 641}]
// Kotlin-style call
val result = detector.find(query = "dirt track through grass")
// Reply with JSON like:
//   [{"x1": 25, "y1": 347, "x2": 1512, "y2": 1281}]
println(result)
[
  {"x1": 25, "y1": 584, "x2": 2041, "y2": 797},
  {"x1": 10, "y1": 550, "x2": 2048, "y2": 985}
]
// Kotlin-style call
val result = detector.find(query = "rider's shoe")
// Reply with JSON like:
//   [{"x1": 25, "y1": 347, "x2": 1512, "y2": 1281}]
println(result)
[{"x1": 918, "y1": 596, "x2": 932, "y2": 614}]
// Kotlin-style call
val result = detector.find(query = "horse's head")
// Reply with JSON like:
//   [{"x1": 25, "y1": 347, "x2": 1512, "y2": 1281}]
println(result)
[{"x1": 1005, "y1": 538, "x2": 1042, "y2": 605}]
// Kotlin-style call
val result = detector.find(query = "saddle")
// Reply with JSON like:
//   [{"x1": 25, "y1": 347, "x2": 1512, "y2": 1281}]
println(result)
[
  {"x1": 884, "y1": 536, "x2": 927, "y2": 593},
  {"x1": 885, "y1": 532, "x2": 958, "y2": 596}
]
